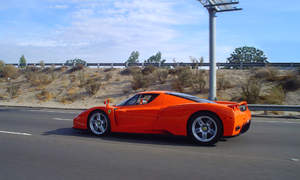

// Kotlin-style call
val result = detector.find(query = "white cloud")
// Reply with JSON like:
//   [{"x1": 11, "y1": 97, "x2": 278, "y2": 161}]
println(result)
[
  {"x1": 2, "y1": 0, "x2": 213, "y2": 62},
  {"x1": 50, "y1": 4, "x2": 69, "y2": 9}
]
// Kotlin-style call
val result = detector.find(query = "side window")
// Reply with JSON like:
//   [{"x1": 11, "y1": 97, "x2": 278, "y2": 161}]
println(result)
[
  {"x1": 122, "y1": 94, "x2": 159, "y2": 106},
  {"x1": 137, "y1": 94, "x2": 159, "y2": 105}
]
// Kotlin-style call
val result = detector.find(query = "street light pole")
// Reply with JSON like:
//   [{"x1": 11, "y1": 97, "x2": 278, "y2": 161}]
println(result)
[
  {"x1": 209, "y1": 8, "x2": 216, "y2": 100},
  {"x1": 197, "y1": 0, "x2": 242, "y2": 101}
]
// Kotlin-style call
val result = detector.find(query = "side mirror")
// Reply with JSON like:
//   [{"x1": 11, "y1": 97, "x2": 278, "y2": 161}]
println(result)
[{"x1": 104, "y1": 99, "x2": 110, "y2": 105}]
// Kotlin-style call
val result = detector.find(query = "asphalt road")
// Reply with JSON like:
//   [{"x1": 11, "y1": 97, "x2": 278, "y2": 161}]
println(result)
[{"x1": 0, "y1": 107, "x2": 299, "y2": 180}]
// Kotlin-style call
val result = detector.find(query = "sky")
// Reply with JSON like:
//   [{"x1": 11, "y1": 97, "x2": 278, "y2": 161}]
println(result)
[{"x1": 0, "y1": 0, "x2": 299, "y2": 63}]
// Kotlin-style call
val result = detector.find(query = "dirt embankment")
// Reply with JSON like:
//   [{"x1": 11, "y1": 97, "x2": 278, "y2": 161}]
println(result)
[{"x1": 0, "y1": 65, "x2": 299, "y2": 109}]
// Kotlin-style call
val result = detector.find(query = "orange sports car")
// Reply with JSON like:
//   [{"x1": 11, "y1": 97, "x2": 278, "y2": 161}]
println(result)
[{"x1": 73, "y1": 91, "x2": 251, "y2": 145}]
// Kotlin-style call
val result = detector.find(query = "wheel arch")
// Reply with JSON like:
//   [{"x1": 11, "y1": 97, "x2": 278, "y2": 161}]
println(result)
[
  {"x1": 87, "y1": 109, "x2": 108, "y2": 127},
  {"x1": 186, "y1": 110, "x2": 224, "y2": 136}
]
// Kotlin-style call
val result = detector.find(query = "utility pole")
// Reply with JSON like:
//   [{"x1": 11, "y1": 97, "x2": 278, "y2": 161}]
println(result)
[{"x1": 197, "y1": 0, "x2": 242, "y2": 100}]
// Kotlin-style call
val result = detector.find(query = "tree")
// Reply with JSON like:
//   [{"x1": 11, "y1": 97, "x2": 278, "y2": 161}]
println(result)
[
  {"x1": 65, "y1": 58, "x2": 87, "y2": 66},
  {"x1": 19, "y1": 55, "x2": 27, "y2": 68},
  {"x1": 126, "y1": 51, "x2": 140, "y2": 64},
  {"x1": 145, "y1": 51, "x2": 166, "y2": 64},
  {"x1": 226, "y1": 46, "x2": 268, "y2": 68}
]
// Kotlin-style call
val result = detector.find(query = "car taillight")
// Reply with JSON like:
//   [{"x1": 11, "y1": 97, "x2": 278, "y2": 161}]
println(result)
[
  {"x1": 239, "y1": 105, "x2": 247, "y2": 112},
  {"x1": 229, "y1": 105, "x2": 238, "y2": 111}
]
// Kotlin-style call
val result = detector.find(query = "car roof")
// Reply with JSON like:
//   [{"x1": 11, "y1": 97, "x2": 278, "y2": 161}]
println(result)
[{"x1": 137, "y1": 91, "x2": 169, "y2": 95}]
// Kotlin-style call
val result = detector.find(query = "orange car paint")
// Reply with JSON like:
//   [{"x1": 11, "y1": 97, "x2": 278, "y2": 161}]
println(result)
[{"x1": 73, "y1": 91, "x2": 251, "y2": 137}]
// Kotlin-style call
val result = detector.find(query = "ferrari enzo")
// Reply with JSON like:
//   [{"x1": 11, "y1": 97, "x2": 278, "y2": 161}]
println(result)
[{"x1": 73, "y1": 91, "x2": 251, "y2": 145}]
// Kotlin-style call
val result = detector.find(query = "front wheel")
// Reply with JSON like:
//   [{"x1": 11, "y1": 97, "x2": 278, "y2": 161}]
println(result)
[
  {"x1": 188, "y1": 112, "x2": 222, "y2": 145},
  {"x1": 88, "y1": 111, "x2": 111, "y2": 136}
]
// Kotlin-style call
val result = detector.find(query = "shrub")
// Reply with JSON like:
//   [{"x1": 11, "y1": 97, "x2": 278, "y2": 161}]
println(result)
[
  {"x1": 142, "y1": 65, "x2": 156, "y2": 75},
  {"x1": 154, "y1": 69, "x2": 168, "y2": 84},
  {"x1": 60, "y1": 87, "x2": 79, "y2": 104},
  {"x1": 25, "y1": 72, "x2": 53, "y2": 87},
  {"x1": 217, "y1": 74, "x2": 233, "y2": 90},
  {"x1": 36, "y1": 89, "x2": 52, "y2": 102},
  {"x1": 131, "y1": 72, "x2": 150, "y2": 90},
  {"x1": 280, "y1": 75, "x2": 300, "y2": 91},
  {"x1": 78, "y1": 70, "x2": 86, "y2": 87},
  {"x1": 0, "y1": 65, "x2": 19, "y2": 79},
  {"x1": 68, "y1": 64, "x2": 85, "y2": 73},
  {"x1": 171, "y1": 67, "x2": 193, "y2": 92},
  {"x1": 70, "y1": 74, "x2": 76, "y2": 83},
  {"x1": 104, "y1": 73, "x2": 112, "y2": 81},
  {"x1": 192, "y1": 70, "x2": 206, "y2": 93},
  {"x1": 240, "y1": 77, "x2": 263, "y2": 104},
  {"x1": 168, "y1": 68, "x2": 177, "y2": 75},
  {"x1": 54, "y1": 66, "x2": 68, "y2": 72},
  {"x1": 85, "y1": 81, "x2": 101, "y2": 95},
  {"x1": 254, "y1": 67, "x2": 280, "y2": 81},
  {"x1": 104, "y1": 68, "x2": 115, "y2": 72},
  {"x1": 261, "y1": 86, "x2": 285, "y2": 104},
  {"x1": 6, "y1": 83, "x2": 20, "y2": 98},
  {"x1": 39, "y1": 61, "x2": 45, "y2": 69},
  {"x1": 24, "y1": 66, "x2": 40, "y2": 73},
  {"x1": 120, "y1": 67, "x2": 141, "y2": 75},
  {"x1": 0, "y1": 60, "x2": 4, "y2": 70}
]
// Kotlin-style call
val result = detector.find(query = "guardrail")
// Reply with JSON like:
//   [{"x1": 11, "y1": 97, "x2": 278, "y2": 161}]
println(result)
[
  {"x1": 7, "y1": 62, "x2": 300, "y2": 68},
  {"x1": 248, "y1": 104, "x2": 300, "y2": 112}
]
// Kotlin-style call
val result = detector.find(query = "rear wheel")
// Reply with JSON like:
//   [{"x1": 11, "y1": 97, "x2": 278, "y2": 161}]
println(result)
[
  {"x1": 88, "y1": 111, "x2": 110, "y2": 136},
  {"x1": 188, "y1": 112, "x2": 222, "y2": 145}
]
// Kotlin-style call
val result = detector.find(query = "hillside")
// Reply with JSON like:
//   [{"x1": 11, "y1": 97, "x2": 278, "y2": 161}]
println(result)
[{"x1": 0, "y1": 65, "x2": 299, "y2": 109}]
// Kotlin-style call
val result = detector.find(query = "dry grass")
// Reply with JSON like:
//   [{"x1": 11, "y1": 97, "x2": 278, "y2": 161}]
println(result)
[
  {"x1": 154, "y1": 69, "x2": 168, "y2": 84},
  {"x1": 240, "y1": 77, "x2": 263, "y2": 104},
  {"x1": 67, "y1": 64, "x2": 85, "y2": 73},
  {"x1": 131, "y1": 71, "x2": 151, "y2": 90},
  {"x1": 25, "y1": 72, "x2": 53, "y2": 87},
  {"x1": 104, "y1": 68, "x2": 115, "y2": 72},
  {"x1": 85, "y1": 81, "x2": 101, "y2": 95},
  {"x1": 280, "y1": 75, "x2": 300, "y2": 92},
  {"x1": 0, "y1": 65, "x2": 19, "y2": 79},
  {"x1": 261, "y1": 85, "x2": 285, "y2": 104},
  {"x1": 59, "y1": 87, "x2": 80, "y2": 104},
  {"x1": 192, "y1": 70, "x2": 207, "y2": 93},
  {"x1": 217, "y1": 74, "x2": 233, "y2": 90},
  {"x1": 6, "y1": 82, "x2": 20, "y2": 98},
  {"x1": 171, "y1": 67, "x2": 193, "y2": 92},
  {"x1": 36, "y1": 89, "x2": 53, "y2": 102},
  {"x1": 142, "y1": 65, "x2": 156, "y2": 75},
  {"x1": 104, "y1": 73, "x2": 112, "y2": 81},
  {"x1": 120, "y1": 67, "x2": 141, "y2": 75}
]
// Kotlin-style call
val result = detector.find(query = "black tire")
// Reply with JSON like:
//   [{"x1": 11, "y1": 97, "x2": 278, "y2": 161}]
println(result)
[
  {"x1": 87, "y1": 110, "x2": 111, "y2": 136},
  {"x1": 187, "y1": 112, "x2": 223, "y2": 146}
]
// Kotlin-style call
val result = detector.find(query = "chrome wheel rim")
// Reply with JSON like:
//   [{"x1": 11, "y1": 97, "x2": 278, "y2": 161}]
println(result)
[
  {"x1": 192, "y1": 116, "x2": 217, "y2": 142},
  {"x1": 89, "y1": 112, "x2": 108, "y2": 135}
]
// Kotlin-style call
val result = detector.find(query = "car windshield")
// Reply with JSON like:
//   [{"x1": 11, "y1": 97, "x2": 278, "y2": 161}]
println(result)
[
  {"x1": 116, "y1": 95, "x2": 137, "y2": 106},
  {"x1": 166, "y1": 92, "x2": 216, "y2": 104}
]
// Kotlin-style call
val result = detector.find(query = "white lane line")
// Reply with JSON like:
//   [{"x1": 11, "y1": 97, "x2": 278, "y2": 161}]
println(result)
[
  {"x1": 28, "y1": 110, "x2": 77, "y2": 114},
  {"x1": 254, "y1": 120, "x2": 300, "y2": 124},
  {"x1": 53, "y1": 118, "x2": 73, "y2": 121},
  {"x1": 0, "y1": 130, "x2": 32, "y2": 136}
]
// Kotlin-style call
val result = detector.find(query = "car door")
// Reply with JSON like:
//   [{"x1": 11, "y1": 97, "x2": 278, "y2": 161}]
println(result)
[{"x1": 115, "y1": 94, "x2": 161, "y2": 133}]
